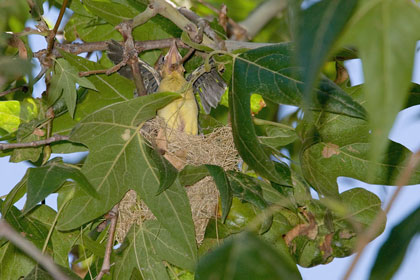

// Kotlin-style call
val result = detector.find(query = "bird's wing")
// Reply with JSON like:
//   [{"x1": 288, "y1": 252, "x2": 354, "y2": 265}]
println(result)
[
  {"x1": 187, "y1": 63, "x2": 227, "y2": 114},
  {"x1": 107, "y1": 40, "x2": 161, "y2": 95}
]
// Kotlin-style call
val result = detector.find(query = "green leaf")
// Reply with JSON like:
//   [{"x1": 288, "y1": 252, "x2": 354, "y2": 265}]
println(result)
[
  {"x1": 0, "y1": 98, "x2": 39, "y2": 136},
  {"x1": 52, "y1": 52, "x2": 135, "y2": 153},
  {"x1": 179, "y1": 165, "x2": 209, "y2": 186},
  {"x1": 369, "y1": 204, "x2": 420, "y2": 280},
  {"x1": 9, "y1": 121, "x2": 43, "y2": 163},
  {"x1": 49, "y1": 58, "x2": 96, "y2": 117},
  {"x1": 27, "y1": 205, "x2": 80, "y2": 267},
  {"x1": 25, "y1": 265, "x2": 79, "y2": 280},
  {"x1": 0, "y1": 101, "x2": 21, "y2": 134},
  {"x1": 341, "y1": 0, "x2": 420, "y2": 165},
  {"x1": 83, "y1": 0, "x2": 135, "y2": 25},
  {"x1": 0, "y1": 201, "x2": 48, "y2": 249},
  {"x1": 206, "y1": 164, "x2": 232, "y2": 223},
  {"x1": 0, "y1": 56, "x2": 32, "y2": 83},
  {"x1": 258, "y1": 124, "x2": 298, "y2": 150},
  {"x1": 301, "y1": 141, "x2": 420, "y2": 197},
  {"x1": 2, "y1": 169, "x2": 28, "y2": 217},
  {"x1": 58, "y1": 93, "x2": 197, "y2": 263},
  {"x1": 148, "y1": 148, "x2": 178, "y2": 195},
  {"x1": 334, "y1": 188, "x2": 384, "y2": 232},
  {"x1": 64, "y1": 14, "x2": 122, "y2": 42},
  {"x1": 0, "y1": 242, "x2": 35, "y2": 280},
  {"x1": 296, "y1": 0, "x2": 358, "y2": 98},
  {"x1": 230, "y1": 44, "x2": 364, "y2": 185},
  {"x1": 83, "y1": 0, "x2": 180, "y2": 41},
  {"x1": 226, "y1": 171, "x2": 272, "y2": 233},
  {"x1": 113, "y1": 224, "x2": 170, "y2": 280},
  {"x1": 232, "y1": 44, "x2": 367, "y2": 118},
  {"x1": 24, "y1": 159, "x2": 97, "y2": 214},
  {"x1": 195, "y1": 231, "x2": 302, "y2": 280},
  {"x1": 142, "y1": 220, "x2": 196, "y2": 271}
]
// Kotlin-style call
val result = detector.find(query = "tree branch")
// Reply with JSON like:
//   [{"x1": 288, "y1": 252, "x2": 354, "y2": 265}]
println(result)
[
  {"x1": 178, "y1": 7, "x2": 226, "y2": 50},
  {"x1": 234, "y1": 0, "x2": 287, "y2": 41},
  {"x1": 116, "y1": 21, "x2": 147, "y2": 96},
  {"x1": 46, "y1": 0, "x2": 69, "y2": 56},
  {"x1": 0, "y1": 135, "x2": 70, "y2": 151},
  {"x1": 342, "y1": 150, "x2": 420, "y2": 280},
  {"x1": 96, "y1": 204, "x2": 119, "y2": 280},
  {"x1": 148, "y1": 0, "x2": 216, "y2": 49},
  {"x1": 0, "y1": 219, "x2": 70, "y2": 280}
]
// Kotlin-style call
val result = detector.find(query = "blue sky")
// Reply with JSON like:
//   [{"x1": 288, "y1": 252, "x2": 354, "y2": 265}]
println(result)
[{"x1": 2, "y1": 3, "x2": 420, "y2": 280}]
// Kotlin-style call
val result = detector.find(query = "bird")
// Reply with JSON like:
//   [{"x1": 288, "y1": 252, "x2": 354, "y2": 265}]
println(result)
[
  {"x1": 106, "y1": 40, "x2": 227, "y2": 115},
  {"x1": 156, "y1": 41, "x2": 198, "y2": 136},
  {"x1": 107, "y1": 40, "x2": 227, "y2": 168}
]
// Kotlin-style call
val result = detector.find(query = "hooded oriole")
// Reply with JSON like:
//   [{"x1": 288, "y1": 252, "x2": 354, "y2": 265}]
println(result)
[{"x1": 156, "y1": 42, "x2": 198, "y2": 136}]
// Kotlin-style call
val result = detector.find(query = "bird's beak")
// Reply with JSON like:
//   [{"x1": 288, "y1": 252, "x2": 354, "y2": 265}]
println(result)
[{"x1": 162, "y1": 42, "x2": 184, "y2": 75}]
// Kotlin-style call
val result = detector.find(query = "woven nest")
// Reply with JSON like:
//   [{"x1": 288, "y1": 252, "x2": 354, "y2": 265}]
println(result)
[{"x1": 116, "y1": 118, "x2": 239, "y2": 243}]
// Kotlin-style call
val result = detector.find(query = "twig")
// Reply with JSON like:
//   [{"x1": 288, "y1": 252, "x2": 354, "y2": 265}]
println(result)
[
  {"x1": 0, "y1": 67, "x2": 47, "y2": 97},
  {"x1": 96, "y1": 204, "x2": 119, "y2": 280},
  {"x1": 342, "y1": 150, "x2": 420, "y2": 280},
  {"x1": 0, "y1": 219, "x2": 70, "y2": 280},
  {"x1": 149, "y1": 0, "x2": 216, "y2": 49},
  {"x1": 180, "y1": 48, "x2": 195, "y2": 64},
  {"x1": 0, "y1": 134, "x2": 69, "y2": 151},
  {"x1": 46, "y1": 0, "x2": 69, "y2": 56},
  {"x1": 78, "y1": 69, "x2": 109, "y2": 77},
  {"x1": 0, "y1": 85, "x2": 28, "y2": 97},
  {"x1": 197, "y1": 0, "x2": 247, "y2": 40},
  {"x1": 116, "y1": 22, "x2": 147, "y2": 96},
  {"x1": 236, "y1": 0, "x2": 287, "y2": 41},
  {"x1": 179, "y1": 7, "x2": 226, "y2": 50}
]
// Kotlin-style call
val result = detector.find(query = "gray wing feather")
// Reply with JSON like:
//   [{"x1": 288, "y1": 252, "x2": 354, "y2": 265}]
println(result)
[
  {"x1": 107, "y1": 40, "x2": 160, "y2": 94},
  {"x1": 188, "y1": 65, "x2": 227, "y2": 114}
]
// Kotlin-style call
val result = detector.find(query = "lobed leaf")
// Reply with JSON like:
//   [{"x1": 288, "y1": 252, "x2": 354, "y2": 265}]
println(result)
[
  {"x1": 49, "y1": 58, "x2": 96, "y2": 118},
  {"x1": 24, "y1": 159, "x2": 97, "y2": 214},
  {"x1": 195, "y1": 231, "x2": 302, "y2": 280},
  {"x1": 58, "y1": 92, "x2": 197, "y2": 263}
]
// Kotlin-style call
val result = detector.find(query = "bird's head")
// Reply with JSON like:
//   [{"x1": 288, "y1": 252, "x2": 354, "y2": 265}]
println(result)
[{"x1": 161, "y1": 42, "x2": 185, "y2": 77}]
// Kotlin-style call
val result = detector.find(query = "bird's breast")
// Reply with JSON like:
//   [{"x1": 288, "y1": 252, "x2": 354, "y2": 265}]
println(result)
[{"x1": 157, "y1": 74, "x2": 198, "y2": 135}]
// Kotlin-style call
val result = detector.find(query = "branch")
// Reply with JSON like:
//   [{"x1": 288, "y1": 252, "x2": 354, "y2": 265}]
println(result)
[
  {"x1": 46, "y1": 0, "x2": 69, "y2": 56},
  {"x1": 116, "y1": 22, "x2": 147, "y2": 96},
  {"x1": 148, "y1": 0, "x2": 216, "y2": 49},
  {"x1": 0, "y1": 135, "x2": 70, "y2": 151},
  {"x1": 96, "y1": 204, "x2": 119, "y2": 280},
  {"x1": 0, "y1": 219, "x2": 70, "y2": 280},
  {"x1": 178, "y1": 7, "x2": 226, "y2": 50},
  {"x1": 342, "y1": 150, "x2": 420, "y2": 280},
  {"x1": 235, "y1": 0, "x2": 287, "y2": 41},
  {"x1": 197, "y1": 0, "x2": 247, "y2": 41},
  {"x1": 0, "y1": 85, "x2": 28, "y2": 97}
]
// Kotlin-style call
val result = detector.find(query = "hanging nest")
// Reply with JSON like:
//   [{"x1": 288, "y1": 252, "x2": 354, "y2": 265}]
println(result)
[{"x1": 116, "y1": 118, "x2": 240, "y2": 243}]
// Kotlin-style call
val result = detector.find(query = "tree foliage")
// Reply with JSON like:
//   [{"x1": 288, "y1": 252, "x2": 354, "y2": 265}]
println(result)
[{"x1": 1, "y1": 0, "x2": 420, "y2": 279}]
